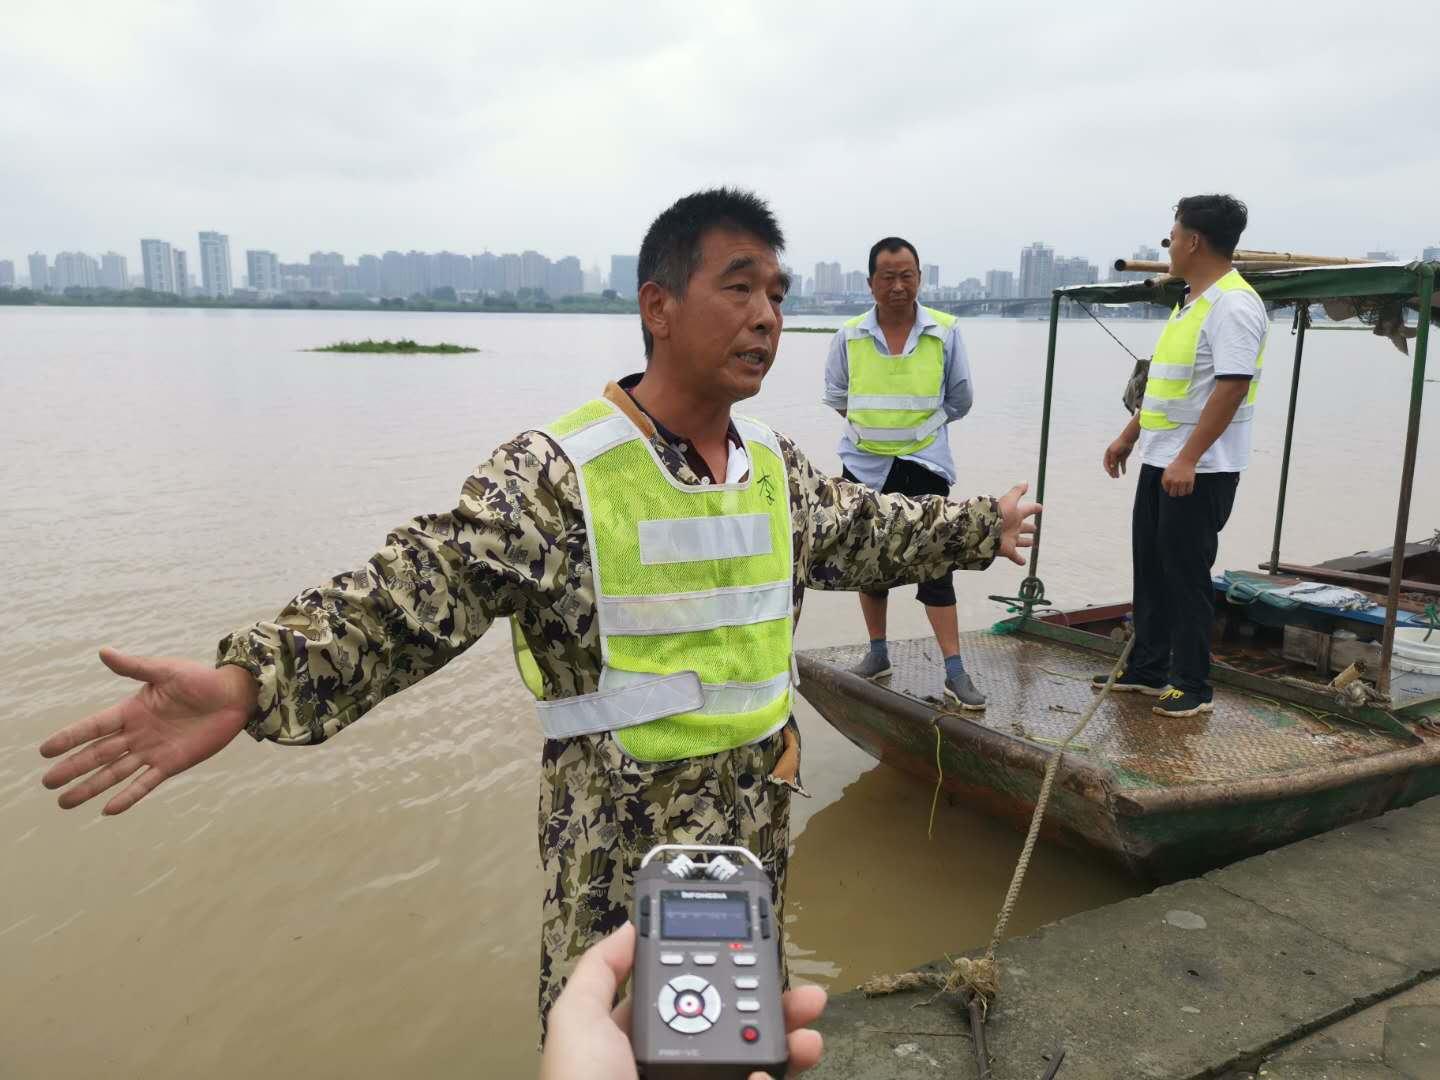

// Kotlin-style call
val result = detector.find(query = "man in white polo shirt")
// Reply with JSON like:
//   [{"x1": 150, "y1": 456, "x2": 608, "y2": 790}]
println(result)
[{"x1": 1098, "y1": 194, "x2": 1267, "y2": 717}]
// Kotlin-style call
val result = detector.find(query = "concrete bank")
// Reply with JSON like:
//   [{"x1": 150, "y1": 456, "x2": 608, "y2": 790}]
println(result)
[{"x1": 810, "y1": 796, "x2": 1440, "y2": 1079}]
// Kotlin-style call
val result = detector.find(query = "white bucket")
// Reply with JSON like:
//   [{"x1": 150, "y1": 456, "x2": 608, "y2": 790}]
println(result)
[{"x1": 1392, "y1": 626, "x2": 1440, "y2": 676}]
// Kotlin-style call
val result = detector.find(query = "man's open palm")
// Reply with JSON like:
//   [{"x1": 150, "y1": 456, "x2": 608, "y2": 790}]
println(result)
[
  {"x1": 997, "y1": 482, "x2": 1042, "y2": 566},
  {"x1": 40, "y1": 648, "x2": 256, "y2": 815}
]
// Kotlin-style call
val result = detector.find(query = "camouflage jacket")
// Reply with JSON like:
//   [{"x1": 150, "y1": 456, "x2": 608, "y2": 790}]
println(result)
[{"x1": 217, "y1": 383, "x2": 1003, "y2": 745}]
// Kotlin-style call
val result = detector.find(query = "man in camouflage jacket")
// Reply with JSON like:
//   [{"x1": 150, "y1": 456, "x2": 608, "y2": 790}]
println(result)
[{"x1": 40, "y1": 188, "x2": 1039, "y2": 1031}]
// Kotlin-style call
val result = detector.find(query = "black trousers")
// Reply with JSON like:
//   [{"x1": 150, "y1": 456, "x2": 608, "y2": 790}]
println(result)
[
  {"x1": 1129, "y1": 464, "x2": 1239, "y2": 698},
  {"x1": 841, "y1": 458, "x2": 957, "y2": 607}
]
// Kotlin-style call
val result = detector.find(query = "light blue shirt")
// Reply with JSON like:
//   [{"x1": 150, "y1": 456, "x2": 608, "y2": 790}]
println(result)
[{"x1": 821, "y1": 303, "x2": 974, "y2": 488}]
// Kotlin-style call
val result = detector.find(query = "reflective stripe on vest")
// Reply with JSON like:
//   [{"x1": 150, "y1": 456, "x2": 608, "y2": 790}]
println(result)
[
  {"x1": 1139, "y1": 270, "x2": 1266, "y2": 431},
  {"x1": 516, "y1": 400, "x2": 794, "y2": 762},
  {"x1": 844, "y1": 306, "x2": 956, "y2": 456}
]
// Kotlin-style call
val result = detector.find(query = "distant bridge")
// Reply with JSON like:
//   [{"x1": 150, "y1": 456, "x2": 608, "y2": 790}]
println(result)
[
  {"x1": 788, "y1": 295, "x2": 1166, "y2": 319},
  {"x1": 926, "y1": 296, "x2": 1055, "y2": 316},
  {"x1": 930, "y1": 296, "x2": 1167, "y2": 318}
]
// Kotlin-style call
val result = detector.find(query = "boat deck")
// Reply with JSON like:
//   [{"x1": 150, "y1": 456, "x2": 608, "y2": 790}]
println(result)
[{"x1": 802, "y1": 631, "x2": 1401, "y2": 791}]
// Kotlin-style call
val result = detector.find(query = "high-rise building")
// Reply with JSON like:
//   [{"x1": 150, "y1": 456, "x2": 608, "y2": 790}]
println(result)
[
  {"x1": 844, "y1": 270, "x2": 866, "y2": 296},
  {"x1": 1423, "y1": 245, "x2": 1440, "y2": 263},
  {"x1": 354, "y1": 255, "x2": 380, "y2": 295},
  {"x1": 1054, "y1": 255, "x2": 1098, "y2": 289},
  {"x1": 473, "y1": 252, "x2": 501, "y2": 294},
  {"x1": 430, "y1": 251, "x2": 474, "y2": 294},
  {"x1": 813, "y1": 261, "x2": 843, "y2": 296},
  {"x1": 404, "y1": 251, "x2": 431, "y2": 297},
  {"x1": 584, "y1": 263, "x2": 603, "y2": 294},
  {"x1": 780, "y1": 264, "x2": 800, "y2": 298},
  {"x1": 0, "y1": 260, "x2": 13, "y2": 288},
  {"x1": 280, "y1": 263, "x2": 311, "y2": 293},
  {"x1": 28, "y1": 252, "x2": 50, "y2": 291},
  {"x1": 197, "y1": 231, "x2": 233, "y2": 298},
  {"x1": 173, "y1": 249, "x2": 191, "y2": 297},
  {"x1": 246, "y1": 250, "x2": 282, "y2": 294},
  {"x1": 308, "y1": 251, "x2": 345, "y2": 293},
  {"x1": 99, "y1": 252, "x2": 128, "y2": 289},
  {"x1": 140, "y1": 239, "x2": 175, "y2": 293},
  {"x1": 923, "y1": 264, "x2": 941, "y2": 289},
  {"x1": 519, "y1": 250, "x2": 551, "y2": 292},
  {"x1": 609, "y1": 254, "x2": 639, "y2": 298},
  {"x1": 52, "y1": 251, "x2": 100, "y2": 291},
  {"x1": 548, "y1": 256, "x2": 583, "y2": 298},
  {"x1": 380, "y1": 251, "x2": 408, "y2": 297},
  {"x1": 1019, "y1": 242, "x2": 1055, "y2": 297},
  {"x1": 985, "y1": 269, "x2": 1015, "y2": 299}
]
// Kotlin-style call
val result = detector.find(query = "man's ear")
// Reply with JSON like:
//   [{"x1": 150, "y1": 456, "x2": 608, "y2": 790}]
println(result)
[{"x1": 639, "y1": 281, "x2": 671, "y2": 349}]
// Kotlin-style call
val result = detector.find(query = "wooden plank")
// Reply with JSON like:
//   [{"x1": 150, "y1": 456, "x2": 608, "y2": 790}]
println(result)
[{"x1": 1266, "y1": 561, "x2": 1440, "y2": 599}]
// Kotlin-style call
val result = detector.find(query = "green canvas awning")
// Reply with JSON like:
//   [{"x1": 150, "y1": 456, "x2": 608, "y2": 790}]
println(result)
[{"x1": 1058, "y1": 261, "x2": 1439, "y2": 307}]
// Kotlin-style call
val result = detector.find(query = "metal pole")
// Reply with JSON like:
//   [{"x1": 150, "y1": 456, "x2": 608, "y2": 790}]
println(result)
[
  {"x1": 1029, "y1": 292, "x2": 1062, "y2": 583},
  {"x1": 1379, "y1": 263, "x2": 1434, "y2": 695},
  {"x1": 1269, "y1": 305, "x2": 1309, "y2": 573}
]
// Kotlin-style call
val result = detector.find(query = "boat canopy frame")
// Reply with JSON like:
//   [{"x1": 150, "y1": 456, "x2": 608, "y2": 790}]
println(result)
[{"x1": 1016, "y1": 260, "x2": 1436, "y2": 707}]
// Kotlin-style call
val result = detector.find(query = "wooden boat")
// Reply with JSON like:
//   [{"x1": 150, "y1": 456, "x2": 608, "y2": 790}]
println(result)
[{"x1": 799, "y1": 261, "x2": 1440, "y2": 884}]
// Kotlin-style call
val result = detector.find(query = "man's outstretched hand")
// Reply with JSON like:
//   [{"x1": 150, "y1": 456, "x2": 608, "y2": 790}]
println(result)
[
  {"x1": 540, "y1": 922, "x2": 826, "y2": 1080},
  {"x1": 997, "y1": 483, "x2": 1042, "y2": 566},
  {"x1": 39, "y1": 648, "x2": 256, "y2": 815}
]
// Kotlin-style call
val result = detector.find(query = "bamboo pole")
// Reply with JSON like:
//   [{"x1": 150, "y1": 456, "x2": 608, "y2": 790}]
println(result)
[
  {"x1": 1159, "y1": 239, "x2": 1371, "y2": 265},
  {"x1": 1116, "y1": 256, "x2": 1371, "y2": 275},
  {"x1": 1114, "y1": 259, "x2": 1170, "y2": 274},
  {"x1": 1233, "y1": 250, "x2": 1373, "y2": 266}
]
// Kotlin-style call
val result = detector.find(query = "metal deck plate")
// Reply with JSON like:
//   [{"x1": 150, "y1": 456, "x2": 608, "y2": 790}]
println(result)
[{"x1": 803, "y1": 632, "x2": 1399, "y2": 790}]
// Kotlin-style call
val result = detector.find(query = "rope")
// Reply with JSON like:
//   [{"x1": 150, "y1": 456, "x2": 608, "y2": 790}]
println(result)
[
  {"x1": 1073, "y1": 299, "x2": 1146, "y2": 365},
  {"x1": 927, "y1": 724, "x2": 943, "y2": 841},
  {"x1": 862, "y1": 634, "x2": 1138, "y2": 1016}
]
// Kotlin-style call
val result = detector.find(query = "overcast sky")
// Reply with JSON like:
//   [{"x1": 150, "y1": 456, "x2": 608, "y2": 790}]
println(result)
[{"x1": 5, "y1": 0, "x2": 1438, "y2": 283}]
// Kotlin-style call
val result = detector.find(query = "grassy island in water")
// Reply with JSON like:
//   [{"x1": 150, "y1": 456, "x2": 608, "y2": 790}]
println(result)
[{"x1": 309, "y1": 339, "x2": 478, "y2": 354}]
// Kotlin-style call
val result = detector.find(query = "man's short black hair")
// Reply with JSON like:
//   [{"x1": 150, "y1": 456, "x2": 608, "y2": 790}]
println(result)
[
  {"x1": 1174, "y1": 194, "x2": 1248, "y2": 259},
  {"x1": 868, "y1": 237, "x2": 920, "y2": 277},
  {"x1": 636, "y1": 188, "x2": 786, "y2": 358}
]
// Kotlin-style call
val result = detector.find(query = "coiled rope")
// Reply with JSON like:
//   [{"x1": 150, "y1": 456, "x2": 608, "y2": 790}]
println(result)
[{"x1": 863, "y1": 634, "x2": 1138, "y2": 1018}]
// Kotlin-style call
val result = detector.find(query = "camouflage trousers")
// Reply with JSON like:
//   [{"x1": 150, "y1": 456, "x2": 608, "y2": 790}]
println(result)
[{"x1": 536, "y1": 722, "x2": 796, "y2": 1034}]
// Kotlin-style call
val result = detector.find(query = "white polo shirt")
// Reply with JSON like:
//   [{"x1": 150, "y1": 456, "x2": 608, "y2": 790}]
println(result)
[{"x1": 1138, "y1": 285, "x2": 1268, "y2": 473}]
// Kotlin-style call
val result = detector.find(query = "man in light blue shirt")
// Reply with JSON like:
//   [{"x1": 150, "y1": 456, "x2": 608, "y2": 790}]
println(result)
[{"x1": 822, "y1": 236, "x2": 984, "y2": 708}]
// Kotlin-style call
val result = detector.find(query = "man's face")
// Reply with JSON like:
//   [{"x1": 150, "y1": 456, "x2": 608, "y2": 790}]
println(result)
[
  {"x1": 869, "y1": 247, "x2": 920, "y2": 312},
  {"x1": 1168, "y1": 219, "x2": 1201, "y2": 276},
  {"x1": 664, "y1": 228, "x2": 786, "y2": 404}
]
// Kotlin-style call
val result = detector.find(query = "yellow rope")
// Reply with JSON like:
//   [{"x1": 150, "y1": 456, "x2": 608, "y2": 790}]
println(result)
[
  {"x1": 986, "y1": 635, "x2": 1135, "y2": 958},
  {"x1": 927, "y1": 723, "x2": 943, "y2": 841},
  {"x1": 864, "y1": 635, "x2": 1138, "y2": 1013}
]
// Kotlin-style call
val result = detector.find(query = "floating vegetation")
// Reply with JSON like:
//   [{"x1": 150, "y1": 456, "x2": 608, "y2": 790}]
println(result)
[{"x1": 309, "y1": 339, "x2": 478, "y2": 354}]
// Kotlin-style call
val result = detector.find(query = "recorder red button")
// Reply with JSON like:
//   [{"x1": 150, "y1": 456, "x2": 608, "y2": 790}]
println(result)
[{"x1": 741, "y1": 1025, "x2": 760, "y2": 1043}]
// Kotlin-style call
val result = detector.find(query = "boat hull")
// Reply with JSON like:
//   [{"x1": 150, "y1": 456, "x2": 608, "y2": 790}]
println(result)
[{"x1": 798, "y1": 632, "x2": 1440, "y2": 884}]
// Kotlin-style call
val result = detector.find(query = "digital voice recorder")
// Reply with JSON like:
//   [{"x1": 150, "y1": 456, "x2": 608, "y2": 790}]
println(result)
[{"x1": 631, "y1": 844, "x2": 788, "y2": 1079}]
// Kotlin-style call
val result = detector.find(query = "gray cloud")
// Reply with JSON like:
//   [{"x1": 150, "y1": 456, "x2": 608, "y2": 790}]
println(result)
[{"x1": 3, "y1": 0, "x2": 1437, "y2": 280}]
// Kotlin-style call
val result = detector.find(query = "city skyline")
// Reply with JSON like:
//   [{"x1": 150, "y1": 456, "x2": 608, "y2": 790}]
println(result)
[{"x1": 11, "y1": 232, "x2": 1440, "y2": 301}]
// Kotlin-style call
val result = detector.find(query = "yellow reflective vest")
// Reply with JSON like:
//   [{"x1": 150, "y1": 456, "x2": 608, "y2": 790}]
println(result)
[
  {"x1": 511, "y1": 398, "x2": 794, "y2": 763},
  {"x1": 843, "y1": 306, "x2": 957, "y2": 456},
  {"x1": 1140, "y1": 270, "x2": 1265, "y2": 431}
]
